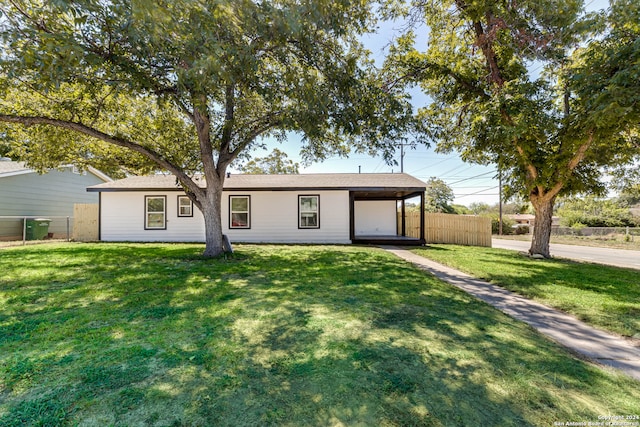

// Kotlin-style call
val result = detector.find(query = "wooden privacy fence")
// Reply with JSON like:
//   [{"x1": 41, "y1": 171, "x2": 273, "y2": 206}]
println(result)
[
  {"x1": 73, "y1": 203, "x2": 99, "y2": 242},
  {"x1": 399, "y1": 212, "x2": 492, "y2": 247}
]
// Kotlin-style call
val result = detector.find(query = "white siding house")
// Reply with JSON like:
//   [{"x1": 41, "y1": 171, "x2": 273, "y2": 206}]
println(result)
[{"x1": 88, "y1": 173, "x2": 427, "y2": 245}]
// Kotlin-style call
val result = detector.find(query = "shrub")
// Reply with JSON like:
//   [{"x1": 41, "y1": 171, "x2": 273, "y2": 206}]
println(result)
[{"x1": 491, "y1": 216, "x2": 515, "y2": 235}]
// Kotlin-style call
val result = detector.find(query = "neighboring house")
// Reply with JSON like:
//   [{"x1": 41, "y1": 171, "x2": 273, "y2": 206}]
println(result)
[
  {"x1": 87, "y1": 173, "x2": 427, "y2": 245},
  {"x1": 0, "y1": 159, "x2": 112, "y2": 239},
  {"x1": 507, "y1": 213, "x2": 561, "y2": 230}
]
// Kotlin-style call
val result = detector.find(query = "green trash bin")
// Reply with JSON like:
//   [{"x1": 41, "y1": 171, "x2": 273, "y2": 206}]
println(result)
[{"x1": 25, "y1": 218, "x2": 52, "y2": 240}]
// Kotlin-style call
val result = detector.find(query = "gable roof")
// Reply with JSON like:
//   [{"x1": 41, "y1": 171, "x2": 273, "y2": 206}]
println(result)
[
  {"x1": 88, "y1": 173, "x2": 426, "y2": 197},
  {"x1": 0, "y1": 160, "x2": 112, "y2": 182}
]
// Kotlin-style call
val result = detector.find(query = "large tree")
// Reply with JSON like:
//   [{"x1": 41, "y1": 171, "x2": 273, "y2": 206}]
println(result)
[
  {"x1": 0, "y1": 0, "x2": 412, "y2": 257},
  {"x1": 386, "y1": 0, "x2": 640, "y2": 257}
]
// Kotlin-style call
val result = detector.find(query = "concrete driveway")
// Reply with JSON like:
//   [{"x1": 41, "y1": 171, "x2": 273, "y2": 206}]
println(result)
[{"x1": 492, "y1": 238, "x2": 640, "y2": 270}]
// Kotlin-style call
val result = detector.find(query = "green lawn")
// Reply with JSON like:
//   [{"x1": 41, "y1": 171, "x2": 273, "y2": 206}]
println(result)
[
  {"x1": 413, "y1": 245, "x2": 640, "y2": 339},
  {"x1": 1, "y1": 243, "x2": 638, "y2": 426}
]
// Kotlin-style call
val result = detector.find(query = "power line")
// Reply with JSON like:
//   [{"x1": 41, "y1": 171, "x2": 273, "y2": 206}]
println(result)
[
  {"x1": 454, "y1": 186, "x2": 499, "y2": 198},
  {"x1": 447, "y1": 170, "x2": 496, "y2": 185},
  {"x1": 450, "y1": 185, "x2": 500, "y2": 189},
  {"x1": 408, "y1": 156, "x2": 457, "y2": 174},
  {"x1": 438, "y1": 163, "x2": 472, "y2": 178},
  {"x1": 371, "y1": 157, "x2": 386, "y2": 173}
]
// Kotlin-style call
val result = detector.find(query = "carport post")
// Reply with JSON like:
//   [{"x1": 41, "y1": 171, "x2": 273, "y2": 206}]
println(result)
[
  {"x1": 420, "y1": 192, "x2": 425, "y2": 242},
  {"x1": 401, "y1": 199, "x2": 406, "y2": 237}
]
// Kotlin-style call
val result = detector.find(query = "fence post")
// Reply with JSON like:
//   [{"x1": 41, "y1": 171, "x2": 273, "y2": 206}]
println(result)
[
  {"x1": 22, "y1": 216, "x2": 27, "y2": 245},
  {"x1": 67, "y1": 216, "x2": 71, "y2": 242}
]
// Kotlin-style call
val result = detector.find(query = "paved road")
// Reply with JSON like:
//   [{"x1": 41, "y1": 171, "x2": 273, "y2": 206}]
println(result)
[{"x1": 492, "y1": 238, "x2": 640, "y2": 270}]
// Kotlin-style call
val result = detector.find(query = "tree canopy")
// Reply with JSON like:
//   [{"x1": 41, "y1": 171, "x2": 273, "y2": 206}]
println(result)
[
  {"x1": 239, "y1": 148, "x2": 299, "y2": 174},
  {"x1": 386, "y1": 0, "x2": 640, "y2": 257},
  {"x1": 0, "y1": 0, "x2": 413, "y2": 256},
  {"x1": 557, "y1": 196, "x2": 639, "y2": 228},
  {"x1": 424, "y1": 177, "x2": 454, "y2": 213}
]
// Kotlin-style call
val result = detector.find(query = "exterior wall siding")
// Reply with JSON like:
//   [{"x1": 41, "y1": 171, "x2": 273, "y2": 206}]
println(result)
[
  {"x1": 354, "y1": 200, "x2": 397, "y2": 236},
  {"x1": 100, "y1": 190, "x2": 351, "y2": 244},
  {"x1": 224, "y1": 191, "x2": 350, "y2": 243},
  {"x1": 0, "y1": 167, "x2": 106, "y2": 237},
  {"x1": 100, "y1": 191, "x2": 205, "y2": 242}
]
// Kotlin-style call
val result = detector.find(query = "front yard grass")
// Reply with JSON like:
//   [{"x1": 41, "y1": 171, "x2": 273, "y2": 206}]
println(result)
[
  {"x1": 1, "y1": 243, "x2": 639, "y2": 426},
  {"x1": 413, "y1": 245, "x2": 640, "y2": 339}
]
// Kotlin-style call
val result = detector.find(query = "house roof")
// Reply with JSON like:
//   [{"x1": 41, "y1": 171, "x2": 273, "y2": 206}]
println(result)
[
  {"x1": 0, "y1": 160, "x2": 112, "y2": 182},
  {"x1": 0, "y1": 160, "x2": 31, "y2": 177},
  {"x1": 506, "y1": 213, "x2": 561, "y2": 224},
  {"x1": 88, "y1": 173, "x2": 427, "y2": 198}
]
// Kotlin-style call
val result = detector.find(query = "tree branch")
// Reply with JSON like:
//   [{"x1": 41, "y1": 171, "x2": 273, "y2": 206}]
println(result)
[
  {"x1": 514, "y1": 141, "x2": 539, "y2": 181},
  {"x1": 7, "y1": 0, "x2": 51, "y2": 33},
  {"x1": 539, "y1": 133, "x2": 593, "y2": 200},
  {"x1": 231, "y1": 121, "x2": 282, "y2": 160},
  {"x1": 385, "y1": 61, "x2": 490, "y2": 101},
  {"x1": 191, "y1": 97, "x2": 220, "y2": 186},
  {"x1": 219, "y1": 83, "x2": 236, "y2": 159},
  {"x1": 0, "y1": 114, "x2": 204, "y2": 198},
  {"x1": 567, "y1": 133, "x2": 593, "y2": 171}
]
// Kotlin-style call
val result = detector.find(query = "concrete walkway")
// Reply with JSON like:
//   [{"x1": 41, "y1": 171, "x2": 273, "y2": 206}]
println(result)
[{"x1": 382, "y1": 246, "x2": 640, "y2": 381}]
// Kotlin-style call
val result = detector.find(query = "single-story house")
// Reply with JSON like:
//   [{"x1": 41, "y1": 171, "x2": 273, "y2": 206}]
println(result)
[
  {"x1": 507, "y1": 213, "x2": 561, "y2": 230},
  {"x1": 87, "y1": 173, "x2": 427, "y2": 245},
  {"x1": 0, "y1": 158, "x2": 111, "y2": 240}
]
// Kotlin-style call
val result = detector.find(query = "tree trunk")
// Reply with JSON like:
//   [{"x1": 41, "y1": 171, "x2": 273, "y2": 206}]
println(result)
[
  {"x1": 200, "y1": 181, "x2": 225, "y2": 258},
  {"x1": 529, "y1": 194, "x2": 556, "y2": 258}
]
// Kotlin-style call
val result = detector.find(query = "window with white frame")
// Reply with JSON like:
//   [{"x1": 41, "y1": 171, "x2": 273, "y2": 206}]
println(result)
[
  {"x1": 145, "y1": 196, "x2": 166, "y2": 230},
  {"x1": 229, "y1": 195, "x2": 250, "y2": 228},
  {"x1": 177, "y1": 195, "x2": 193, "y2": 217},
  {"x1": 299, "y1": 195, "x2": 319, "y2": 228}
]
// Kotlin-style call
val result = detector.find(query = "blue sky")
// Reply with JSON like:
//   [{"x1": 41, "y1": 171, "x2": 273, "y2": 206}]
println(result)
[{"x1": 230, "y1": 0, "x2": 610, "y2": 207}]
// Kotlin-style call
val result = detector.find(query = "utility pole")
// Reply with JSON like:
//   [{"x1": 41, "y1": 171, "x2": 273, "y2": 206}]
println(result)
[{"x1": 399, "y1": 143, "x2": 413, "y2": 173}]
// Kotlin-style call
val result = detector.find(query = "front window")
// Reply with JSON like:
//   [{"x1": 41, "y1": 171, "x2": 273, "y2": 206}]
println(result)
[
  {"x1": 177, "y1": 195, "x2": 193, "y2": 217},
  {"x1": 145, "y1": 196, "x2": 166, "y2": 230},
  {"x1": 299, "y1": 195, "x2": 319, "y2": 228},
  {"x1": 230, "y1": 195, "x2": 250, "y2": 228}
]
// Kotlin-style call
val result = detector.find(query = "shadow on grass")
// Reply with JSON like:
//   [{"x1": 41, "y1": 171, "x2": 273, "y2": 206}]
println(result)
[{"x1": 0, "y1": 243, "x2": 638, "y2": 426}]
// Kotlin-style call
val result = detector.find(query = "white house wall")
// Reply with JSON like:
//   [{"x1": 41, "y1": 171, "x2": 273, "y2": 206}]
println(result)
[
  {"x1": 100, "y1": 190, "x2": 351, "y2": 244},
  {"x1": 353, "y1": 200, "x2": 397, "y2": 236},
  {"x1": 223, "y1": 191, "x2": 350, "y2": 243},
  {"x1": 100, "y1": 191, "x2": 205, "y2": 242}
]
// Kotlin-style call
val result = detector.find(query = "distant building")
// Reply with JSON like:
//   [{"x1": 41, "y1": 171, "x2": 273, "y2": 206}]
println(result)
[
  {"x1": 507, "y1": 213, "x2": 561, "y2": 231},
  {"x1": 0, "y1": 159, "x2": 111, "y2": 239}
]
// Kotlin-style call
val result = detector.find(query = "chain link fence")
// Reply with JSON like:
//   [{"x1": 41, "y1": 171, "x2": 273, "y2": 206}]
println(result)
[
  {"x1": 552, "y1": 226, "x2": 640, "y2": 240},
  {"x1": 0, "y1": 216, "x2": 73, "y2": 245}
]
